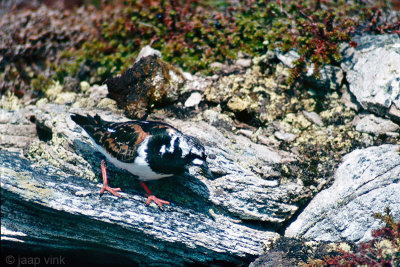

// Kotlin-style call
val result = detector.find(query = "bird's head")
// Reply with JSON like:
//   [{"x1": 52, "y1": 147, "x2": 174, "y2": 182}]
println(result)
[{"x1": 180, "y1": 135, "x2": 213, "y2": 178}]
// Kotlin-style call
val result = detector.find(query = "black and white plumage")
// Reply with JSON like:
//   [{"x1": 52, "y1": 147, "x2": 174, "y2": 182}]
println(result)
[{"x1": 71, "y1": 113, "x2": 208, "y2": 207}]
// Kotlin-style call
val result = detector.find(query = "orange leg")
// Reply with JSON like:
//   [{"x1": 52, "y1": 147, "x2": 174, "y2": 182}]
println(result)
[
  {"x1": 99, "y1": 160, "x2": 121, "y2": 197},
  {"x1": 140, "y1": 182, "x2": 170, "y2": 208}
]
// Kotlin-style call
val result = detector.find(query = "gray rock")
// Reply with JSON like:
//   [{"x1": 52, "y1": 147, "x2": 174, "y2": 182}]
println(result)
[
  {"x1": 341, "y1": 34, "x2": 400, "y2": 122},
  {"x1": 157, "y1": 119, "x2": 300, "y2": 222},
  {"x1": 202, "y1": 109, "x2": 234, "y2": 130},
  {"x1": 87, "y1": 84, "x2": 108, "y2": 105},
  {"x1": 238, "y1": 129, "x2": 253, "y2": 138},
  {"x1": 276, "y1": 50, "x2": 300, "y2": 68},
  {"x1": 249, "y1": 251, "x2": 297, "y2": 267},
  {"x1": 306, "y1": 65, "x2": 343, "y2": 91},
  {"x1": 274, "y1": 131, "x2": 297, "y2": 142},
  {"x1": 0, "y1": 108, "x2": 38, "y2": 152},
  {"x1": 354, "y1": 114, "x2": 400, "y2": 135},
  {"x1": 135, "y1": 45, "x2": 162, "y2": 63},
  {"x1": 210, "y1": 62, "x2": 226, "y2": 71},
  {"x1": 276, "y1": 50, "x2": 343, "y2": 90},
  {"x1": 340, "y1": 86, "x2": 362, "y2": 111},
  {"x1": 236, "y1": 58, "x2": 252, "y2": 68},
  {"x1": 285, "y1": 144, "x2": 400, "y2": 243},
  {"x1": 180, "y1": 72, "x2": 213, "y2": 94},
  {"x1": 209, "y1": 58, "x2": 252, "y2": 74},
  {"x1": 389, "y1": 104, "x2": 400, "y2": 119},
  {"x1": 302, "y1": 111, "x2": 324, "y2": 127},
  {"x1": 184, "y1": 92, "x2": 202, "y2": 107}
]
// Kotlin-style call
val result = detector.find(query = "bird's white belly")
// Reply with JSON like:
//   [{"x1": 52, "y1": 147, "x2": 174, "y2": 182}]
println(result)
[{"x1": 92, "y1": 138, "x2": 172, "y2": 181}]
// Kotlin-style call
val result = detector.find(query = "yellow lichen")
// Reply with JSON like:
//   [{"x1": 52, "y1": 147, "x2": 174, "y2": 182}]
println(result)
[
  {"x1": 45, "y1": 81, "x2": 63, "y2": 101},
  {"x1": 80, "y1": 81, "x2": 91, "y2": 94},
  {"x1": 0, "y1": 92, "x2": 21, "y2": 111},
  {"x1": 72, "y1": 97, "x2": 91, "y2": 108},
  {"x1": 227, "y1": 96, "x2": 250, "y2": 112},
  {"x1": 97, "y1": 98, "x2": 118, "y2": 111},
  {"x1": 54, "y1": 92, "x2": 77, "y2": 105},
  {"x1": 0, "y1": 168, "x2": 53, "y2": 200}
]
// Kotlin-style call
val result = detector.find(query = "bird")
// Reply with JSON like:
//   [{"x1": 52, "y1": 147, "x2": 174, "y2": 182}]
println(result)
[{"x1": 70, "y1": 113, "x2": 209, "y2": 208}]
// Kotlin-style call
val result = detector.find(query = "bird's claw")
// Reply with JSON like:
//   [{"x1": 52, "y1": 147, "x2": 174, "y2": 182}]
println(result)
[
  {"x1": 100, "y1": 185, "x2": 122, "y2": 197},
  {"x1": 145, "y1": 194, "x2": 170, "y2": 209}
]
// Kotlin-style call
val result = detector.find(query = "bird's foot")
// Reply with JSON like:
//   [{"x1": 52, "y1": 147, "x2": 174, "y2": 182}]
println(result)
[
  {"x1": 100, "y1": 159, "x2": 121, "y2": 197},
  {"x1": 145, "y1": 194, "x2": 170, "y2": 208},
  {"x1": 140, "y1": 181, "x2": 169, "y2": 208},
  {"x1": 99, "y1": 184, "x2": 122, "y2": 197}
]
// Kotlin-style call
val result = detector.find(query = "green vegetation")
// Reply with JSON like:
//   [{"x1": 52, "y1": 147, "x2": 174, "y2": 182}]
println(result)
[
  {"x1": 1, "y1": 0, "x2": 398, "y2": 96},
  {"x1": 65, "y1": 0, "x2": 398, "y2": 82}
]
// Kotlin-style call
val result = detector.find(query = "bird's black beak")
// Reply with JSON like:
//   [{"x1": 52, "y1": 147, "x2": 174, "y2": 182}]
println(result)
[
  {"x1": 192, "y1": 158, "x2": 213, "y2": 179},
  {"x1": 200, "y1": 160, "x2": 213, "y2": 179}
]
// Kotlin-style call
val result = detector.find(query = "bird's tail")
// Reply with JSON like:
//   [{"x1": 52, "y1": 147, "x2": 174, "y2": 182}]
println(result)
[{"x1": 70, "y1": 113, "x2": 103, "y2": 136}]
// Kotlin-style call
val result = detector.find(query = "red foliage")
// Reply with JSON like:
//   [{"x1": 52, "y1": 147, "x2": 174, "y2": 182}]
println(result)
[
  {"x1": 308, "y1": 208, "x2": 400, "y2": 266},
  {"x1": 349, "y1": 41, "x2": 358, "y2": 48}
]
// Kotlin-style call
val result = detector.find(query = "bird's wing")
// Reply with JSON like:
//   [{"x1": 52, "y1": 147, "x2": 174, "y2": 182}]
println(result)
[{"x1": 93, "y1": 122, "x2": 150, "y2": 163}]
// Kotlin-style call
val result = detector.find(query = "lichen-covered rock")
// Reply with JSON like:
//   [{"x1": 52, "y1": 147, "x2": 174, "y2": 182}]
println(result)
[
  {"x1": 204, "y1": 66, "x2": 291, "y2": 124},
  {"x1": 106, "y1": 54, "x2": 185, "y2": 119},
  {"x1": 227, "y1": 96, "x2": 251, "y2": 112},
  {"x1": 0, "y1": 92, "x2": 22, "y2": 111},
  {"x1": 353, "y1": 114, "x2": 400, "y2": 136},
  {"x1": 302, "y1": 111, "x2": 324, "y2": 127},
  {"x1": 134, "y1": 45, "x2": 162, "y2": 63},
  {"x1": 202, "y1": 108, "x2": 234, "y2": 130},
  {"x1": 249, "y1": 237, "x2": 357, "y2": 267},
  {"x1": 180, "y1": 71, "x2": 213, "y2": 94},
  {"x1": 285, "y1": 144, "x2": 400, "y2": 243},
  {"x1": 54, "y1": 92, "x2": 77, "y2": 105},
  {"x1": 19, "y1": 103, "x2": 303, "y2": 223},
  {"x1": 1, "y1": 102, "x2": 315, "y2": 265},
  {"x1": 72, "y1": 83, "x2": 113, "y2": 109},
  {"x1": 1, "y1": 150, "x2": 278, "y2": 265},
  {"x1": 341, "y1": 34, "x2": 400, "y2": 122},
  {"x1": 276, "y1": 50, "x2": 343, "y2": 90},
  {"x1": 0, "y1": 108, "x2": 37, "y2": 152},
  {"x1": 209, "y1": 58, "x2": 252, "y2": 74},
  {"x1": 45, "y1": 81, "x2": 63, "y2": 100},
  {"x1": 170, "y1": 119, "x2": 300, "y2": 222},
  {"x1": 184, "y1": 92, "x2": 202, "y2": 108}
]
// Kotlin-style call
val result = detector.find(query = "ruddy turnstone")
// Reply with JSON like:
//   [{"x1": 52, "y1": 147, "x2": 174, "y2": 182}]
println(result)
[{"x1": 71, "y1": 113, "x2": 208, "y2": 208}]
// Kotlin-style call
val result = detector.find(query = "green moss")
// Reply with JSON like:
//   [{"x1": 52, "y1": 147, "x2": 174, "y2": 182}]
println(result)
[
  {"x1": 81, "y1": 1, "x2": 394, "y2": 84},
  {"x1": 3, "y1": 0, "x2": 396, "y2": 95},
  {"x1": 30, "y1": 75, "x2": 53, "y2": 93}
]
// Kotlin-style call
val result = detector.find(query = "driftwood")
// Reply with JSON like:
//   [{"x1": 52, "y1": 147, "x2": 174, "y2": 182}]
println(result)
[{"x1": 1, "y1": 103, "x2": 307, "y2": 265}]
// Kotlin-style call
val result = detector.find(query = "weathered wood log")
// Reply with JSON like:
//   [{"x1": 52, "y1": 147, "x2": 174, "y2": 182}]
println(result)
[{"x1": 1, "y1": 103, "x2": 307, "y2": 265}]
